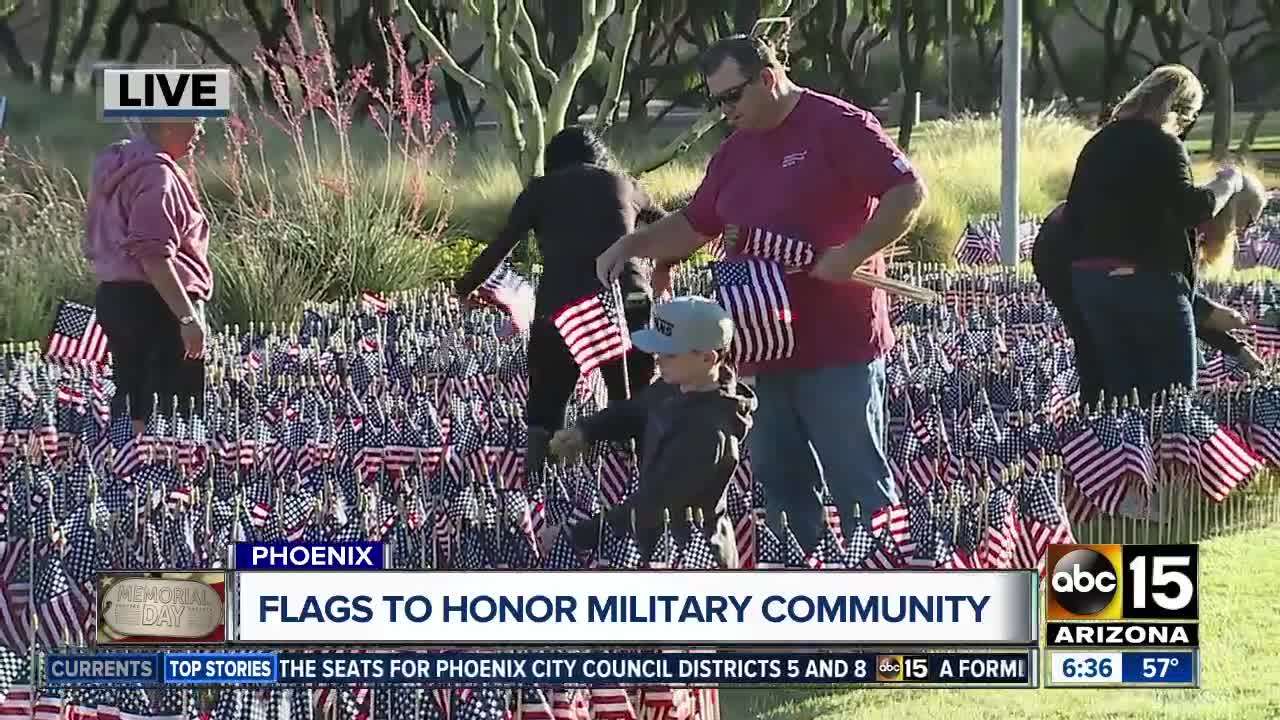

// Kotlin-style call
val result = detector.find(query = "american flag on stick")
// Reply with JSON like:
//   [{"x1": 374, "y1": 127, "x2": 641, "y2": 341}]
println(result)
[
  {"x1": 726, "y1": 225, "x2": 816, "y2": 267},
  {"x1": 477, "y1": 262, "x2": 535, "y2": 333},
  {"x1": 552, "y1": 288, "x2": 631, "y2": 376},
  {"x1": 45, "y1": 300, "x2": 109, "y2": 365},
  {"x1": 954, "y1": 222, "x2": 999, "y2": 265},
  {"x1": 711, "y1": 257, "x2": 794, "y2": 364},
  {"x1": 360, "y1": 290, "x2": 389, "y2": 314}
]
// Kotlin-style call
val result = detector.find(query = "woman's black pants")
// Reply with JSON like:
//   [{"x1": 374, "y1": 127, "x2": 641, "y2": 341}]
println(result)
[
  {"x1": 95, "y1": 282, "x2": 205, "y2": 423},
  {"x1": 525, "y1": 301, "x2": 656, "y2": 432}
]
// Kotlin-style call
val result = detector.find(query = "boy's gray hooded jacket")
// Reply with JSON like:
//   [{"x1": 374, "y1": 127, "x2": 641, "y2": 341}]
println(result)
[{"x1": 568, "y1": 365, "x2": 757, "y2": 567}]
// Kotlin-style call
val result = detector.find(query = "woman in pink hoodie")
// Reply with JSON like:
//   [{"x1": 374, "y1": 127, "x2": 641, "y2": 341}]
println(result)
[{"x1": 83, "y1": 119, "x2": 212, "y2": 436}]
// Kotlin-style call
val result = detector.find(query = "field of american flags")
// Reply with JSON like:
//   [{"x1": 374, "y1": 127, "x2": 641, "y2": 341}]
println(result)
[{"x1": 0, "y1": 196, "x2": 1275, "y2": 717}]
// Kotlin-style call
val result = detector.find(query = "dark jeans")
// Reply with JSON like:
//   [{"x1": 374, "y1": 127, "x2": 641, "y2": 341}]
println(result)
[
  {"x1": 1036, "y1": 266, "x2": 1103, "y2": 405},
  {"x1": 96, "y1": 282, "x2": 206, "y2": 423},
  {"x1": 525, "y1": 301, "x2": 656, "y2": 432},
  {"x1": 1071, "y1": 268, "x2": 1196, "y2": 404}
]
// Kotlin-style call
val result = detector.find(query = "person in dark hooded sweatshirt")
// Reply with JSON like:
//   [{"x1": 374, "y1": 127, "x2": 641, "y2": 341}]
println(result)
[
  {"x1": 83, "y1": 119, "x2": 212, "y2": 437},
  {"x1": 546, "y1": 296, "x2": 757, "y2": 568},
  {"x1": 454, "y1": 126, "x2": 663, "y2": 469}
]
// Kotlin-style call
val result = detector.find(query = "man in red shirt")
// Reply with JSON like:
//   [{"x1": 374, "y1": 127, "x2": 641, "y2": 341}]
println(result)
[{"x1": 596, "y1": 35, "x2": 928, "y2": 550}]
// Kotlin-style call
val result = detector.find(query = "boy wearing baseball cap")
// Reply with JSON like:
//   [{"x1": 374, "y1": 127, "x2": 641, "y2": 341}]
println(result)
[{"x1": 549, "y1": 296, "x2": 757, "y2": 567}]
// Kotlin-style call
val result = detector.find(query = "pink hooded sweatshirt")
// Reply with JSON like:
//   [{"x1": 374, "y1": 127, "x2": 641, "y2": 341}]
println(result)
[{"x1": 83, "y1": 137, "x2": 213, "y2": 301}]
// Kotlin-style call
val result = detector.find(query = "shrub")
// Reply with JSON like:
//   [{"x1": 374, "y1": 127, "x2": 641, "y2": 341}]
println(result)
[
  {"x1": 0, "y1": 7, "x2": 461, "y2": 340},
  {"x1": 904, "y1": 108, "x2": 1096, "y2": 261},
  {"x1": 0, "y1": 146, "x2": 99, "y2": 341}
]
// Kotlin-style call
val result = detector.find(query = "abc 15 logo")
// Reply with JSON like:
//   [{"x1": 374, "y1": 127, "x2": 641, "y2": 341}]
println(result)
[
  {"x1": 876, "y1": 655, "x2": 927, "y2": 682},
  {"x1": 1046, "y1": 544, "x2": 1199, "y2": 621}
]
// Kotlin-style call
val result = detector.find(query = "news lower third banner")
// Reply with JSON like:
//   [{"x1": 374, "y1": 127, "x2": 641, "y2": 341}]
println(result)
[
  {"x1": 46, "y1": 649, "x2": 1039, "y2": 688},
  {"x1": 231, "y1": 570, "x2": 1038, "y2": 645}
]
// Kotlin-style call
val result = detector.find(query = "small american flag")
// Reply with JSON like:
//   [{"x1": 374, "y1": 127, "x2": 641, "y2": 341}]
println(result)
[
  {"x1": 360, "y1": 291, "x2": 389, "y2": 314},
  {"x1": 478, "y1": 263, "x2": 535, "y2": 333},
  {"x1": 45, "y1": 301, "x2": 109, "y2": 365},
  {"x1": 954, "y1": 222, "x2": 999, "y2": 265},
  {"x1": 735, "y1": 226, "x2": 815, "y2": 267},
  {"x1": 551, "y1": 290, "x2": 631, "y2": 376},
  {"x1": 711, "y1": 257, "x2": 794, "y2": 363}
]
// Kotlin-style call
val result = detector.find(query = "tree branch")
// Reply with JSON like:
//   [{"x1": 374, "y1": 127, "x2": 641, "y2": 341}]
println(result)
[
  {"x1": 595, "y1": 0, "x2": 644, "y2": 131},
  {"x1": 1232, "y1": 30, "x2": 1274, "y2": 69},
  {"x1": 514, "y1": 0, "x2": 558, "y2": 86},
  {"x1": 628, "y1": 0, "x2": 820, "y2": 175},
  {"x1": 1171, "y1": 1, "x2": 1211, "y2": 44},
  {"x1": 137, "y1": 6, "x2": 260, "y2": 105},
  {"x1": 499, "y1": 0, "x2": 545, "y2": 179},
  {"x1": 0, "y1": 18, "x2": 33, "y2": 82},
  {"x1": 402, "y1": 1, "x2": 487, "y2": 94},
  {"x1": 476, "y1": 0, "x2": 526, "y2": 177},
  {"x1": 1226, "y1": 14, "x2": 1265, "y2": 34},
  {"x1": 628, "y1": 107, "x2": 723, "y2": 176},
  {"x1": 545, "y1": 0, "x2": 616, "y2": 140},
  {"x1": 61, "y1": 0, "x2": 99, "y2": 93},
  {"x1": 1072, "y1": 1, "x2": 1112, "y2": 36}
]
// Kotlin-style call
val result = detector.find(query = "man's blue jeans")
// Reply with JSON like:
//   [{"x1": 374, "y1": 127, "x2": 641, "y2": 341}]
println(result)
[{"x1": 746, "y1": 359, "x2": 896, "y2": 551}]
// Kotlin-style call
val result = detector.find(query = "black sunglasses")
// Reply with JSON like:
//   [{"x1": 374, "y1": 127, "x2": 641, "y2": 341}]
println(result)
[
  {"x1": 705, "y1": 77, "x2": 755, "y2": 110},
  {"x1": 1174, "y1": 105, "x2": 1200, "y2": 140}
]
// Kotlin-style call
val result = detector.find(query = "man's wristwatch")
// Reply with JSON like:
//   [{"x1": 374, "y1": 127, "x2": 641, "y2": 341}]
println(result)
[{"x1": 178, "y1": 314, "x2": 197, "y2": 326}]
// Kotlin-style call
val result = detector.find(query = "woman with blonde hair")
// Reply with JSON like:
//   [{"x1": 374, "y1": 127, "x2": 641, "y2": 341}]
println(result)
[{"x1": 1063, "y1": 64, "x2": 1245, "y2": 402}]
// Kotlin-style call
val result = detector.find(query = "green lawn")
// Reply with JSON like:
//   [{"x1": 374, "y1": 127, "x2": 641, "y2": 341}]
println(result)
[
  {"x1": 1182, "y1": 111, "x2": 1280, "y2": 155},
  {"x1": 720, "y1": 525, "x2": 1280, "y2": 720}
]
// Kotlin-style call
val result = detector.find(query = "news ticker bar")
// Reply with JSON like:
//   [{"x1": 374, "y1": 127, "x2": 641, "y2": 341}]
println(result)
[
  {"x1": 46, "y1": 649, "x2": 1039, "y2": 688},
  {"x1": 1046, "y1": 650, "x2": 1199, "y2": 688}
]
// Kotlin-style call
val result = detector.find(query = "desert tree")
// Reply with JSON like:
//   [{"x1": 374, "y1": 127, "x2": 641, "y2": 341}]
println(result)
[
  {"x1": 1237, "y1": 0, "x2": 1280, "y2": 153},
  {"x1": 1072, "y1": 0, "x2": 1147, "y2": 122},
  {"x1": 1172, "y1": 0, "x2": 1234, "y2": 159},
  {"x1": 1025, "y1": 0, "x2": 1079, "y2": 106},
  {"x1": 893, "y1": 0, "x2": 933, "y2": 151},
  {"x1": 404, "y1": 0, "x2": 641, "y2": 182},
  {"x1": 404, "y1": 0, "x2": 818, "y2": 181},
  {"x1": 796, "y1": 0, "x2": 892, "y2": 107}
]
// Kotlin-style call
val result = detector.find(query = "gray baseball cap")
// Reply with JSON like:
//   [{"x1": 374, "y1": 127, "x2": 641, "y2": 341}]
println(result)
[{"x1": 631, "y1": 296, "x2": 734, "y2": 354}]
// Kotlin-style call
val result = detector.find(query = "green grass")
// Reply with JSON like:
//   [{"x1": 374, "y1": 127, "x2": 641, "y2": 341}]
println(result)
[
  {"x1": 1183, "y1": 111, "x2": 1280, "y2": 155},
  {"x1": 720, "y1": 524, "x2": 1280, "y2": 720}
]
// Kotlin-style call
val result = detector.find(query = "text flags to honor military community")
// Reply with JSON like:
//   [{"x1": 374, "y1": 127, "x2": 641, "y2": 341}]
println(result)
[
  {"x1": 552, "y1": 288, "x2": 632, "y2": 376},
  {"x1": 712, "y1": 257, "x2": 795, "y2": 364}
]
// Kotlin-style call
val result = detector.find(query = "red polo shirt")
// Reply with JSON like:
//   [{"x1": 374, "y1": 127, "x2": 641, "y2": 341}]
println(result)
[{"x1": 684, "y1": 89, "x2": 919, "y2": 374}]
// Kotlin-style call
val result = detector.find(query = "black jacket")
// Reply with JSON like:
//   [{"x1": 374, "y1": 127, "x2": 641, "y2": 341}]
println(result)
[
  {"x1": 1065, "y1": 117, "x2": 1217, "y2": 287},
  {"x1": 454, "y1": 164, "x2": 665, "y2": 317},
  {"x1": 568, "y1": 365, "x2": 757, "y2": 567}
]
